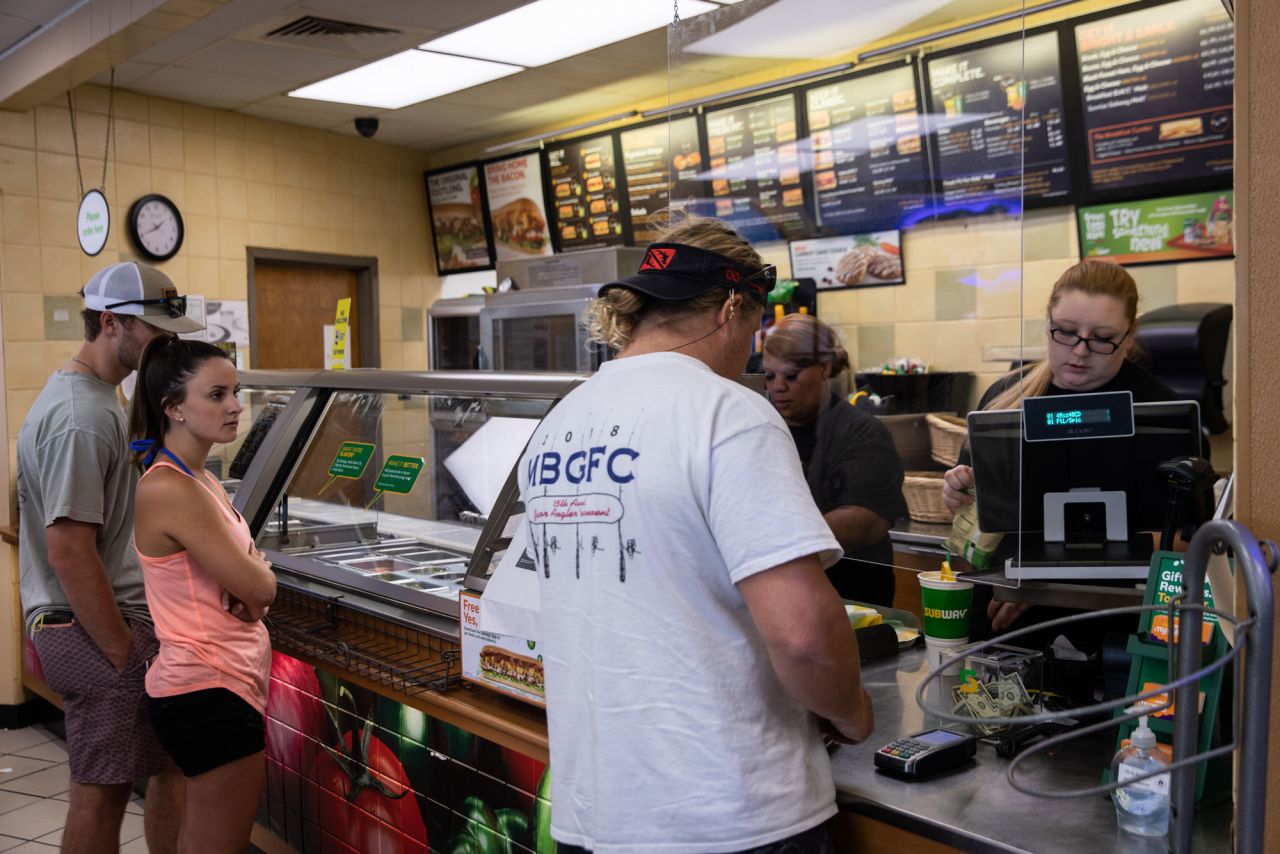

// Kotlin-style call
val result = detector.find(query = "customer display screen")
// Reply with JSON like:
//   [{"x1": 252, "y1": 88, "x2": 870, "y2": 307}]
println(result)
[{"x1": 1022, "y1": 391, "x2": 1135, "y2": 441}]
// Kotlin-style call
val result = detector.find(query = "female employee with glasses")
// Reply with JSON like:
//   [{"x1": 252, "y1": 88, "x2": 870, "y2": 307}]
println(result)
[{"x1": 942, "y1": 259, "x2": 1177, "y2": 633}]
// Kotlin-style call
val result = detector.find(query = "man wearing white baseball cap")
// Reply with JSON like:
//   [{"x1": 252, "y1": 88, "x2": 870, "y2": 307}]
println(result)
[{"x1": 18, "y1": 262, "x2": 202, "y2": 854}]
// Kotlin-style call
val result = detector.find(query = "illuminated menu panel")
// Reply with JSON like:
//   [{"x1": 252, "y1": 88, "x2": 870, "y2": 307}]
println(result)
[
  {"x1": 545, "y1": 133, "x2": 627, "y2": 251},
  {"x1": 804, "y1": 64, "x2": 929, "y2": 232},
  {"x1": 703, "y1": 93, "x2": 810, "y2": 242},
  {"x1": 925, "y1": 31, "x2": 1071, "y2": 207},
  {"x1": 1075, "y1": 0, "x2": 1234, "y2": 193},
  {"x1": 619, "y1": 116, "x2": 704, "y2": 246}
]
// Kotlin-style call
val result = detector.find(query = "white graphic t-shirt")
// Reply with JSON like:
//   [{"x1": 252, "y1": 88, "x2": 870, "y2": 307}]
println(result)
[{"x1": 518, "y1": 352, "x2": 843, "y2": 853}]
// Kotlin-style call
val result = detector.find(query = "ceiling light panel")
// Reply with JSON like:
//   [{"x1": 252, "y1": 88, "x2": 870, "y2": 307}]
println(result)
[
  {"x1": 422, "y1": 0, "x2": 719, "y2": 67},
  {"x1": 288, "y1": 49, "x2": 521, "y2": 109}
]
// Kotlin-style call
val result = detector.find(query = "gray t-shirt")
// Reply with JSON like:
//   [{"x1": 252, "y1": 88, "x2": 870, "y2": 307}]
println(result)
[{"x1": 18, "y1": 371, "x2": 149, "y2": 635}]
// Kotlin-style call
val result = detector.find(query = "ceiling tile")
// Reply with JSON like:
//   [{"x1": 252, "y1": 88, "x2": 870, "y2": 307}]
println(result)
[
  {"x1": 179, "y1": 39, "x2": 366, "y2": 81},
  {"x1": 3, "y1": 0, "x2": 82, "y2": 24},
  {"x1": 132, "y1": 31, "x2": 221, "y2": 65},
  {"x1": 384, "y1": 99, "x2": 509, "y2": 129},
  {"x1": 90, "y1": 61, "x2": 161, "y2": 87},
  {"x1": 0, "y1": 14, "x2": 36, "y2": 51},
  {"x1": 184, "y1": 0, "x2": 295, "y2": 37},
  {"x1": 130, "y1": 66, "x2": 291, "y2": 108},
  {"x1": 239, "y1": 95, "x2": 384, "y2": 129},
  {"x1": 292, "y1": 0, "x2": 533, "y2": 33}
]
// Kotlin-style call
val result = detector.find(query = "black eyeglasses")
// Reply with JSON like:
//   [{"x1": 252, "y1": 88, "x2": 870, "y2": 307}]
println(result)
[
  {"x1": 1048, "y1": 316, "x2": 1130, "y2": 354},
  {"x1": 740, "y1": 264, "x2": 777, "y2": 297},
  {"x1": 104, "y1": 295, "x2": 187, "y2": 319}
]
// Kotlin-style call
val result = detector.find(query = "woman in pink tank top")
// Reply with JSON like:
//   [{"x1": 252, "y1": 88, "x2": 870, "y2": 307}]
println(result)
[{"x1": 129, "y1": 337, "x2": 276, "y2": 854}]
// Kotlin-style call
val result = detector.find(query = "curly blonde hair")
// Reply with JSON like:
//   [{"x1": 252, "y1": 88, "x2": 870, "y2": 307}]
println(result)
[{"x1": 586, "y1": 213, "x2": 766, "y2": 351}]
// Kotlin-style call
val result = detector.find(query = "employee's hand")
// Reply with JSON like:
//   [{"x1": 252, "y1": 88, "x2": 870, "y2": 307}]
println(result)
[
  {"x1": 988, "y1": 599, "x2": 1031, "y2": 632},
  {"x1": 942, "y1": 464, "x2": 976, "y2": 512}
]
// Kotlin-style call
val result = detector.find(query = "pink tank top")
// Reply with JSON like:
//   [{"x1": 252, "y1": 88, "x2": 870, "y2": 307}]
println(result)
[{"x1": 137, "y1": 459, "x2": 271, "y2": 713}]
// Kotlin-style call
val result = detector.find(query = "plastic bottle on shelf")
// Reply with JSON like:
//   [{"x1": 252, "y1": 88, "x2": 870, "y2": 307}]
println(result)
[{"x1": 1111, "y1": 711, "x2": 1171, "y2": 837}]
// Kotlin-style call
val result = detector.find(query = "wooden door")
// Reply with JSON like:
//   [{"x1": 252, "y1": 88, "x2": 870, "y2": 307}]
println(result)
[{"x1": 252, "y1": 263, "x2": 361, "y2": 369}]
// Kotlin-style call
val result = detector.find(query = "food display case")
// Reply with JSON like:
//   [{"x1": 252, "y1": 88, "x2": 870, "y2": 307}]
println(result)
[{"x1": 229, "y1": 369, "x2": 585, "y2": 639}]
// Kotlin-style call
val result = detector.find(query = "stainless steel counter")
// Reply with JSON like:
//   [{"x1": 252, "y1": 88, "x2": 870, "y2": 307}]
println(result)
[
  {"x1": 832, "y1": 647, "x2": 1230, "y2": 853},
  {"x1": 889, "y1": 520, "x2": 950, "y2": 552}
]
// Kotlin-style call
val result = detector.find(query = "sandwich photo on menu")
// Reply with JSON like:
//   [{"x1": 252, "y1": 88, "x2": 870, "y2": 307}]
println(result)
[
  {"x1": 492, "y1": 198, "x2": 548, "y2": 255},
  {"x1": 431, "y1": 204, "x2": 487, "y2": 269},
  {"x1": 479, "y1": 645, "x2": 545, "y2": 697}
]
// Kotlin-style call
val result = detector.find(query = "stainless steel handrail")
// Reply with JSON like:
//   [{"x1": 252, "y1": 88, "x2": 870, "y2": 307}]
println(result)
[{"x1": 1172, "y1": 520, "x2": 1273, "y2": 853}]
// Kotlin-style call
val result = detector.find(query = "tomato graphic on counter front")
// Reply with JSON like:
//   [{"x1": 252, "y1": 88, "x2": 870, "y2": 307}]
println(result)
[
  {"x1": 266, "y1": 652, "x2": 324, "y2": 766},
  {"x1": 312, "y1": 721, "x2": 428, "y2": 853}
]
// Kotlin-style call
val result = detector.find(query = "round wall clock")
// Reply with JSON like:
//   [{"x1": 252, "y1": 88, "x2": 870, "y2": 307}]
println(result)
[
  {"x1": 127, "y1": 194, "x2": 184, "y2": 261},
  {"x1": 76, "y1": 189, "x2": 109, "y2": 256}
]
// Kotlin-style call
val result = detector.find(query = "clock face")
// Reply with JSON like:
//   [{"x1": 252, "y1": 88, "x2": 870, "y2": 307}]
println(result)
[{"x1": 129, "y1": 195, "x2": 184, "y2": 260}]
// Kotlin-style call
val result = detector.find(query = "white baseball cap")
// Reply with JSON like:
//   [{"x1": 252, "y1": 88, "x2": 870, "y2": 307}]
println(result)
[{"x1": 82, "y1": 262, "x2": 205, "y2": 334}]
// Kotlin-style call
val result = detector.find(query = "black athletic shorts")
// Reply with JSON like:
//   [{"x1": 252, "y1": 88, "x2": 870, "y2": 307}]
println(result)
[{"x1": 147, "y1": 687, "x2": 265, "y2": 777}]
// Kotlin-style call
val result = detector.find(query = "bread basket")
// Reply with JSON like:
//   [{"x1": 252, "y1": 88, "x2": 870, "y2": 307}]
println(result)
[
  {"x1": 902, "y1": 471, "x2": 951, "y2": 524},
  {"x1": 926, "y1": 413, "x2": 968, "y2": 468}
]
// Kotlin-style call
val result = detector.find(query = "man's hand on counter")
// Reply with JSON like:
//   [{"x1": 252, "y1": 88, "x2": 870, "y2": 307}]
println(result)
[{"x1": 822, "y1": 688, "x2": 875, "y2": 744}]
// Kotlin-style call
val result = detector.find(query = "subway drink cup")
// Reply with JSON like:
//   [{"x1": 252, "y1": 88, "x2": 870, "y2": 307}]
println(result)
[{"x1": 919, "y1": 571, "x2": 974, "y2": 675}]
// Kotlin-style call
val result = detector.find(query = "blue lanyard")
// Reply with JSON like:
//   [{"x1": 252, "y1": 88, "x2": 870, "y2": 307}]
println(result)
[{"x1": 129, "y1": 439, "x2": 195, "y2": 478}]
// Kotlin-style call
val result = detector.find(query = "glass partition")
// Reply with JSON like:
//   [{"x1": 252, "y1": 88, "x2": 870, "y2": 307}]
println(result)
[
  {"x1": 662, "y1": 0, "x2": 1236, "y2": 626},
  {"x1": 255, "y1": 389, "x2": 555, "y2": 603},
  {"x1": 665, "y1": 0, "x2": 1029, "y2": 598}
]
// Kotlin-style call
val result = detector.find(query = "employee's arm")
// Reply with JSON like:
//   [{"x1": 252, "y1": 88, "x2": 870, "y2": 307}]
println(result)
[
  {"x1": 738, "y1": 555, "x2": 874, "y2": 743},
  {"x1": 45, "y1": 518, "x2": 133, "y2": 671},
  {"x1": 825, "y1": 506, "x2": 891, "y2": 551}
]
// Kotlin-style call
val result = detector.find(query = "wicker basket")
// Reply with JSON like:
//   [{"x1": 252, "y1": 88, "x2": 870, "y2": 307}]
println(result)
[
  {"x1": 926, "y1": 413, "x2": 968, "y2": 468},
  {"x1": 902, "y1": 471, "x2": 951, "y2": 524}
]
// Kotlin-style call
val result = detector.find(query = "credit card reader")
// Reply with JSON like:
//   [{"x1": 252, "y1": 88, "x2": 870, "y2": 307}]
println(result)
[{"x1": 874, "y1": 728, "x2": 977, "y2": 777}]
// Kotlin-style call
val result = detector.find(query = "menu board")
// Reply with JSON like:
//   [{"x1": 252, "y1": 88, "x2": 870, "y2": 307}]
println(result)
[
  {"x1": 805, "y1": 65, "x2": 928, "y2": 233},
  {"x1": 703, "y1": 93, "x2": 809, "y2": 243},
  {"x1": 925, "y1": 31, "x2": 1071, "y2": 206},
  {"x1": 483, "y1": 153, "x2": 553, "y2": 261},
  {"x1": 1075, "y1": 0, "x2": 1234, "y2": 193},
  {"x1": 1078, "y1": 190, "x2": 1233, "y2": 265},
  {"x1": 545, "y1": 133, "x2": 626, "y2": 252},
  {"x1": 620, "y1": 116, "x2": 704, "y2": 246},
  {"x1": 789, "y1": 232, "x2": 905, "y2": 290},
  {"x1": 425, "y1": 165, "x2": 493, "y2": 275}
]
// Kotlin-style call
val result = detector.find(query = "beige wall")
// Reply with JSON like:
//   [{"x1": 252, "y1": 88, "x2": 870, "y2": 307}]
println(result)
[
  {"x1": 0, "y1": 83, "x2": 444, "y2": 702},
  {"x1": 757, "y1": 210, "x2": 1235, "y2": 408}
]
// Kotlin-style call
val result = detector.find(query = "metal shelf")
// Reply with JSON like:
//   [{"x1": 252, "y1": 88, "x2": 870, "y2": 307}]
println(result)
[{"x1": 266, "y1": 586, "x2": 460, "y2": 693}]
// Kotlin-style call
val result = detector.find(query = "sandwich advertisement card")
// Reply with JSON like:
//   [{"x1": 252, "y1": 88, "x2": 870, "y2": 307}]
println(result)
[
  {"x1": 461, "y1": 590, "x2": 545, "y2": 707},
  {"x1": 425, "y1": 165, "x2": 494, "y2": 275},
  {"x1": 484, "y1": 153, "x2": 553, "y2": 261}
]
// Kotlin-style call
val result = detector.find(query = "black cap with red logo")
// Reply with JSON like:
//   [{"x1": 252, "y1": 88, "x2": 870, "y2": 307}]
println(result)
[{"x1": 600, "y1": 243, "x2": 776, "y2": 302}]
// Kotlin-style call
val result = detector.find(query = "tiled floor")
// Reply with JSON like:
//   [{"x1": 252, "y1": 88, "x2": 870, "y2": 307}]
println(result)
[{"x1": 0, "y1": 724, "x2": 147, "y2": 852}]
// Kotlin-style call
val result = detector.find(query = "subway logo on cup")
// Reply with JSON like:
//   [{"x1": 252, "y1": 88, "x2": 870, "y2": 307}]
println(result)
[
  {"x1": 918, "y1": 577, "x2": 973, "y2": 640},
  {"x1": 923, "y1": 607, "x2": 970, "y2": 621}
]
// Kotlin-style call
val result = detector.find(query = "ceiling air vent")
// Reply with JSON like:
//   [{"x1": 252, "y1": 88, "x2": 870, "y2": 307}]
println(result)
[{"x1": 260, "y1": 16, "x2": 405, "y2": 57}]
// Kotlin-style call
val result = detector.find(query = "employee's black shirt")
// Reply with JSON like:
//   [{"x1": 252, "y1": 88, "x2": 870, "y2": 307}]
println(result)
[{"x1": 790, "y1": 394, "x2": 907, "y2": 606}]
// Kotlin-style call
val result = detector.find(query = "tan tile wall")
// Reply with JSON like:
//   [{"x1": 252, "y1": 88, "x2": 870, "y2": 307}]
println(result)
[
  {"x1": 1, "y1": 83, "x2": 444, "y2": 500},
  {"x1": 764, "y1": 207, "x2": 1235, "y2": 408}
]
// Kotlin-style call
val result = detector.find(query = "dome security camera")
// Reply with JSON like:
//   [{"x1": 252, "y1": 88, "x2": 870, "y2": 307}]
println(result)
[{"x1": 354, "y1": 117, "x2": 379, "y2": 138}]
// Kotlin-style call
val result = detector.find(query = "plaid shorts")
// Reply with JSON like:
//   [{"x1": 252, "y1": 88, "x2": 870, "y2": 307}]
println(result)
[{"x1": 31, "y1": 616, "x2": 171, "y2": 785}]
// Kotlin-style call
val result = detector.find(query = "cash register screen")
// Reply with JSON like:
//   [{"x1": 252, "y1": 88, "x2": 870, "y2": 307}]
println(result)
[
  {"x1": 968, "y1": 399, "x2": 1202, "y2": 534},
  {"x1": 915, "y1": 730, "x2": 965, "y2": 746}
]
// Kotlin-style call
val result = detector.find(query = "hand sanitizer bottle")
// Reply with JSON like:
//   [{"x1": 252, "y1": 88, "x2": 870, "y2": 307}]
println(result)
[{"x1": 1111, "y1": 713, "x2": 1171, "y2": 836}]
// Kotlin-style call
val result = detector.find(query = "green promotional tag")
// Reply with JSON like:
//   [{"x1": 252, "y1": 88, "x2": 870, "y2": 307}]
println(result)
[
  {"x1": 365, "y1": 455, "x2": 425, "y2": 509},
  {"x1": 319, "y1": 442, "x2": 375, "y2": 494}
]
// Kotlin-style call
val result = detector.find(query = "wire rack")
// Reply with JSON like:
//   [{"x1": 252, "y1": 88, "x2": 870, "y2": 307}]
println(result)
[{"x1": 266, "y1": 586, "x2": 460, "y2": 693}]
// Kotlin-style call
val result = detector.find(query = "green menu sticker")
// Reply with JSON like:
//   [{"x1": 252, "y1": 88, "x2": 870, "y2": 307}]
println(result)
[
  {"x1": 328, "y1": 442, "x2": 375, "y2": 478},
  {"x1": 372, "y1": 455, "x2": 424, "y2": 495}
]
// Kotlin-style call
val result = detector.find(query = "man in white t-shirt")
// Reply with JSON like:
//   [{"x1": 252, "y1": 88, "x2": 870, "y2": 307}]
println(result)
[{"x1": 518, "y1": 217, "x2": 874, "y2": 854}]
